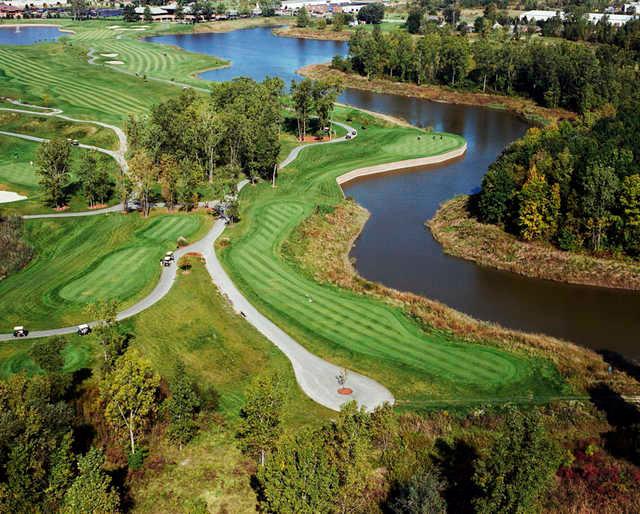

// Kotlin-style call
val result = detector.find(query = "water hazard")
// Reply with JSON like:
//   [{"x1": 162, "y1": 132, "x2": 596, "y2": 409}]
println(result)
[
  {"x1": 150, "y1": 27, "x2": 640, "y2": 359},
  {"x1": 0, "y1": 25, "x2": 64, "y2": 45}
]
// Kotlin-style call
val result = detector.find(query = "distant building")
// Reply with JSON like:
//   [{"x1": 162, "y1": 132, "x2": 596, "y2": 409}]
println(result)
[
  {"x1": 0, "y1": 3, "x2": 23, "y2": 17},
  {"x1": 586, "y1": 12, "x2": 634, "y2": 26},
  {"x1": 134, "y1": 5, "x2": 174, "y2": 21},
  {"x1": 518, "y1": 10, "x2": 563, "y2": 23}
]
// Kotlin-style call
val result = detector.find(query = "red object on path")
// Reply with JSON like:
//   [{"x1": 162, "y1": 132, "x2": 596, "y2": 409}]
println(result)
[{"x1": 337, "y1": 387, "x2": 353, "y2": 395}]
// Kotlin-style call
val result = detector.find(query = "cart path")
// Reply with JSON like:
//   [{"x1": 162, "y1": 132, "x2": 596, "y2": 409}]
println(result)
[{"x1": 0, "y1": 118, "x2": 398, "y2": 411}]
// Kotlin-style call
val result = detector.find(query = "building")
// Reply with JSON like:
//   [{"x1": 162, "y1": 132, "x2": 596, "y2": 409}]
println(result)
[
  {"x1": 134, "y1": 6, "x2": 175, "y2": 21},
  {"x1": 0, "y1": 3, "x2": 23, "y2": 17},
  {"x1": 586, "y1": 12, "x2": 634, "y2": 26},
  {"x1": 518, "y1": 10, "x2": 564, "y2": 23}
]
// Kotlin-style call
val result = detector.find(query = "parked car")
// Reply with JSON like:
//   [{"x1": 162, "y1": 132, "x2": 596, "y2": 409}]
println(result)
[
  {"x1": 13, "y1": 326, "x2": 28, "y2": 337},
  {"x1": 77, "y1": 324, "x2": 91, "y2": 336}
]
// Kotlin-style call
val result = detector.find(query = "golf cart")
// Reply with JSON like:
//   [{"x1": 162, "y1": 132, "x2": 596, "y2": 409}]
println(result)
[
  {"x1": 13, "y1": 326, "x2": 28, "y2": 337},
  {"x1": 165, "y1": 251, "x2": 175, "y2": 262},
  {"x1": 77, "y1": 324, "x2": 91, "y2": 336},
  {"x1": 345, "y1": 134, "x2": 352, "y2": 140},
  {"x1": 161, "y1": 255, "x2": 173, "y2": 267}
]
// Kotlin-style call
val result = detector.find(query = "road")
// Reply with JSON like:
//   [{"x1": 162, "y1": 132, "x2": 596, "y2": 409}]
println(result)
[{"x1": 0, "y1": 114, "x2": 396, "y2": 411}]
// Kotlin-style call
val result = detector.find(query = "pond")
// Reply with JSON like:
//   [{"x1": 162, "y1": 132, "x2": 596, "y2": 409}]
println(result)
[
  {"x1": 151, "y1": 26, "x2": 640, "y2": 361},
  {"x1": 0, "y1": 25, "x2": 65, "y2": 45}
]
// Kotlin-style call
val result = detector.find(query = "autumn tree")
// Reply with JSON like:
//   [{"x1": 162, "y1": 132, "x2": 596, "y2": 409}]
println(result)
[
  {"x1": 101, "y1": 351, "x2": 160, "y2": 456},
  {"x1": 236, "y1": 373, "x2": 285, "y2": 465},
  {"x1": 581, "y1": 163, "x2": 619, "y2": 251},
  {"x1": 128, "y1": 150, "x2": 158, "y2": 217},
  {"x1": 516, "y1": 165, "x2": 560, "y2": 241},
  {"x1": 62, "y1": 448, "x2": 120, "y2": 514},
  {"x1": 36, "y1": 138, "x2": 71, "y2": 207},
  {"x1": 29, "y1": 337, "x2": 67, "y2": 374},
  {"x1": 621, "y1": 174, "x2": 640, "y2": 255},
  {"x1": 296, "y1": 5, "x2": 310, "y2": 27}
]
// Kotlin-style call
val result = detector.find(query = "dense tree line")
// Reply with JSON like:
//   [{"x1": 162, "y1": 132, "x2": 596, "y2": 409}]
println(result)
[
  {"x1": 335, "y1": 26, "x2": 638, "y2": 112},
  {"x1": 477, "y1": 97, "x2": 640, "y2": 256},
  {"x1": 126, "y1": 78, "x2": 283, "y2": 214}
]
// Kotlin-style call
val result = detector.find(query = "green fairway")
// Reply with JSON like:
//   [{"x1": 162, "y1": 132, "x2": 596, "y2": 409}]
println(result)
[
  {"x1": 0, "y1": 212, "x2": 210, "y2": 330},
  {"x1": 220, "y1": 107, "x2": 569, "y2": 405}
]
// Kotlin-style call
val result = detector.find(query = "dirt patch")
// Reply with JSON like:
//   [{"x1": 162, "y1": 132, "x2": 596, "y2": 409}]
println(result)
[
  {"x1": 299, "y1": 64, "x2": 575, "y2": 125},
  {"x1": 429, "y1": 195, "x2": 640, "y2": 291},
  {"x1": 89, "y1": 203, "x2": 108, "y2": 210},
  {"x1": 273, "y1": 26, "x2": 351, "y2": 42}
]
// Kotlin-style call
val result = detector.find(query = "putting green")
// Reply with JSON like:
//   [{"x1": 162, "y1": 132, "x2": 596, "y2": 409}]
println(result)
[
  {"x1": 221, "y1": 107, "x2": 568, "y2": 404},
  {"x1": 58, "y1": 246, "x2": 159, "y2": 303},
  {"x1": 137, "y1": 215, "x2": 202, "y2": 242}
]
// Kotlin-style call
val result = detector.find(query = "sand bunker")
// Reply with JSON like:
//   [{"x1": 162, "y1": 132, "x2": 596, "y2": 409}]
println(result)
[
  {"x1": 0, "y1": 191, "x2": 27, "y2": 203},
  {"x1": 107, "y1": 25, "x2": 121, "y2": 29},
  {"x1": 106, "y1": 60, "x2": 124, "y2": 65},
  {"x1": 100, "y1": 53, "x2": 118, "y2": 58},
  {"x1": 115, "y1": 27, "x2": 147, "y2": 32}
]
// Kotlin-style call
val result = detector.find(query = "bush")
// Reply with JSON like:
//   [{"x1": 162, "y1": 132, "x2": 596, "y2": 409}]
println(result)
[
  {"x1": 127, "y1": 447, "x2": 148, "y2": 470},
  {"x1": 0, "y1": 215, "x2": 34, "y2": 279},
  {"x1": 331, "y1": 55, "x2": 352, "y2": 73},
  {"x1": 177, "y1": 236, "x2": 189, "y2": 247}
]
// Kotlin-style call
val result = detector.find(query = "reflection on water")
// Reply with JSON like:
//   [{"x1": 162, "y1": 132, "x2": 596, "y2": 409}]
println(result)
[
  {"x1": 149, "y1": 27, "x2": 640, "y2": 359},
  {"x1": 0, "y1": 26, "x2": 63, "y2": 45}
]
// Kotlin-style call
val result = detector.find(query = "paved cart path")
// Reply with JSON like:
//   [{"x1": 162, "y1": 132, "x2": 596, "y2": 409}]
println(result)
[{"x1": 0, "y1": 112, "x2": 397, "y2": 411}]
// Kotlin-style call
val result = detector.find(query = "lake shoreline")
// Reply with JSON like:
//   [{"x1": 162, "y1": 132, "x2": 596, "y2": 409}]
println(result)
[
  {"x1": 429, "y1": 195, "x2": 640, "y2": 292},
  {"x1": 299, "y1": 63, "x2": 575, "y2": 125}
]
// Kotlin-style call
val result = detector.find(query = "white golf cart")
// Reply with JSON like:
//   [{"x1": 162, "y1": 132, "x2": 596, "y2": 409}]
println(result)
[
  {"x1": 165, "y1": 251, "x2": 175, "y2": 262},
  {"x1": 13, "y1": 326, "x2": 28, "y2": 337},
  {"x1": 77, "y1": 323, "x2": 91, "y2": 336},
  {"x1": 161, "y1": 255, "x2": 173, "y2": 267}
]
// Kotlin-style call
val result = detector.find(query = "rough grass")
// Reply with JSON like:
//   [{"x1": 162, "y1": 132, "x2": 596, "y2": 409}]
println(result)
[
  {"x1": 429, "y1": 196, "x2": 640, "y2": 291},
  {"x1": 0, "y1": 212, "x2": 209, "y2": 331},
  {"x1": 219, "y1": 106, "x2": 572, "y2": 407}
]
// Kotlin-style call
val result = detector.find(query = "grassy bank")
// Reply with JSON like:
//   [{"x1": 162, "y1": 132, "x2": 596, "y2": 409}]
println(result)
[
  {"x1": 284, "y1": 198, "x2": 640, "y2": 399},
  {"x1": 217, "y1": 105, "x2": 586, "y2": 407},
  {"x1": 300, "y1": 64, "x2": 575, "y2": 125},
  {"x1": 0, "y1": 211, "x2": 210, "y2": 330},
  {"x1": 429, "y1": 195, "x2": 640, "y2": 291}
]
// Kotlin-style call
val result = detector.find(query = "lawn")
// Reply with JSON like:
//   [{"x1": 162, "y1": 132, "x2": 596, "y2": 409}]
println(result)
[
  {"x1": 0, "y1": 211, "x2": 210, "y2": 331},
  {"x1": 219, "y1": 106, "x2": 569, "y2": 406}
]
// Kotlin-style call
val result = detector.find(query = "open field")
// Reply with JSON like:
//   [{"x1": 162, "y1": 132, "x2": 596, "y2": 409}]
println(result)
[
  {"x1": 219, "y1": 106, "x2": 570, "y2": 406},
  {"x1": 0, "y1": 211, "x2": 210, "y2": 331},
  {"x1": 0, "y1": 135, "x2": 120, "y2": 215}
]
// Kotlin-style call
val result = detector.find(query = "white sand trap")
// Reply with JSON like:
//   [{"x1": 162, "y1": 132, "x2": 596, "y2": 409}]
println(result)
[
  {"x1": 100, "y1": 53, "x2": 118, "y2": 58},
  {"x1": 115, "y1": 27, "x2": 147, "y2": 32},
  {"x1": 107, "y1": 25, "x2": 121, "y2": 29},
  {"x1": 0, "y1": 191, "x2": 27, "y2": 203},
  {"x1": 106, "y1": 60, "x2": 124, "y2": 65}
]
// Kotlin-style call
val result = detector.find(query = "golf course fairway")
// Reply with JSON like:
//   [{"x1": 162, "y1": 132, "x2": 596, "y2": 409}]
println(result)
[
  {"x1": 0, "y1": 212, "x2": 209, "y2": 331},
  {"x1": 220, "y1": 107, "x2": 569, "y2": 406}
]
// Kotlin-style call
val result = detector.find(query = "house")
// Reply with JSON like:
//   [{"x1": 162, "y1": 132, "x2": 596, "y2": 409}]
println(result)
[
  {"x1": 134, "y1": 5, "x2": 175, "y2": 21},
  {"x1": 0, "y1": 3, "x2": 23, "y2": 18}
]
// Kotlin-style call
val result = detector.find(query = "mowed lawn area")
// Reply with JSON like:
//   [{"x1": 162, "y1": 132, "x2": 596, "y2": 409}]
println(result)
[
  {"x1": 0, "y1": 211, "x2": 210, "y2": 331},
  {"x1": 220, "y1": 107, "x2": 569, "y2": 406}
]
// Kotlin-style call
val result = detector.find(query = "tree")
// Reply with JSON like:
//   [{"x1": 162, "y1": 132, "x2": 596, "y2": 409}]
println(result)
[
  {"x1": 387, "y1": 468, "x2": 447, "y2": 514},
  {"x1": 36, "y1": 138, "x2": 71, "y2": 207},
  {"x1": 296, "y1": 6, "x2": 310, "y2": 27},
  {"x1": 358, "y1": 2, "x2": 384, "y2": 24},
  {"x1": 158, "y1": 153, "x2": 180, "y2": 210},
  {"x1": 621, "y1": 174, "x2": 640, "y2": 255},
  {"x1": 516, "y1": 165, "x2": 560, "y2": 241},
  {"x1": 259, "y1": 0, "x2": 278, "y2": 17},
  {"x1": 473, "y1": 409, "x2": 561, "y2": 514},
  {"x1": 128, "y1": 150, "x2": 158, "y2": 217},
  {"x1": 406, "y1": 7, "x2": 423, "y2": 34},
  {"x1": 70, "y1": 0, "x2": 87, "y2": 20},
  {"x1": 291, "y1": 79, "x2": 315, "y2": 141},
  {"x1": 76, "y1": 152, "x2": 113, "y2": 207},
  {"x1": 101, "y1": 351, "x2": 160, "y2": 455},
  {"x1": 123, "y1": 4, "x2": 139, "y2": 22},
  {"x1": 581, "y1": 163, "x2": 619, "y2": 251},
  {"x1": 143, "y1": 5, "x2": 152, "y2": 23},
  {"x1": 87, "y1": 300, "x2": 128, "y2": 374},
  {"x1": 313, "y1": 79, "x2": 343, "y2": 138},
  {"x1": 29, "y1": 337, "x2": 67, "y2": 373},
  {"x1": 236, "y1": 373, "x2": 285, "y2": 465},
  {"x1": 257, "y1": 429, "x2": 338, "y2": 513},
  {"x1": 165, "y1": 361, "x2": 201, "y2": 448},
  {"x1": 62, "y1": 448, "x2": 120, "y2": 514}
]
